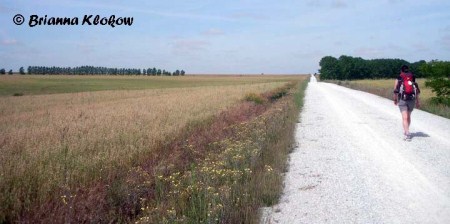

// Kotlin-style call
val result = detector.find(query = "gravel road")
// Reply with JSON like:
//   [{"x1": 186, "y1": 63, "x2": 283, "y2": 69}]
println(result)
[{"x1": 261, "y1": 76, "x2": 450, "y2": 223}]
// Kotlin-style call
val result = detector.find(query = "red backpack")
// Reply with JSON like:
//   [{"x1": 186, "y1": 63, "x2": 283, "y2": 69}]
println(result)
[{"x1": 399, "y1": 72, "x2": 416, "y2": 100}]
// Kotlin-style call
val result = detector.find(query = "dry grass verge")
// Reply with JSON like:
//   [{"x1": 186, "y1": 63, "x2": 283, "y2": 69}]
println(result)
[
  {"x1": 134, "y1": 80, "x2": 308, "y2": 223},
  {"x1": 328, "y1": 79, "x2": 450, "y2": 119}
]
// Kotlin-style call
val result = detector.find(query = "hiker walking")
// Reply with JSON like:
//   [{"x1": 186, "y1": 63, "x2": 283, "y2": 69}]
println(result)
[{"x1": 393, "y1": 65, "x2": 420, "y2": 141}]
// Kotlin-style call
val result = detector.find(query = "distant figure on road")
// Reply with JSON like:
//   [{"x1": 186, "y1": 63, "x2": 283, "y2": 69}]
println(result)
[
  {"x1": 393, "y1": 65, "x2": 420, "y2": 141},
  {"x1": 310, "y1": 74, "x2": 317, "y2": 83}
]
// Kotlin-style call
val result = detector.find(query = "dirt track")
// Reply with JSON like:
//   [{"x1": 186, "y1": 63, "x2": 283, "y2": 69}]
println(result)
[{"x1": 261, "y1": 76, "x2": 450, "y2": 223}]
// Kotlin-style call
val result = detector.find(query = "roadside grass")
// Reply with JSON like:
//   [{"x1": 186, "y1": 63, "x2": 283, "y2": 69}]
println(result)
[
  {"x1": 244, "y1": 92, "x2": 267, "y2": 104},
  {"x1": 0, "y1": 75, "x2": 308, "y2": 223},
  {"x1": 0, "y1": 75, "x2": 301, "y2": 96},
  {"x1": 327, "y1": 79, "x2": 450, "y2": 119},
  {"x1": 136, "y1": 79, "x2": 308, "y2": 223}
]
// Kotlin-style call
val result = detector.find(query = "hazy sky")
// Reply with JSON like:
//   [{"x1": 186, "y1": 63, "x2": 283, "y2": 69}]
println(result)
[{"x1": 1, "y1": 0, "x2": 449, "y2": 74}]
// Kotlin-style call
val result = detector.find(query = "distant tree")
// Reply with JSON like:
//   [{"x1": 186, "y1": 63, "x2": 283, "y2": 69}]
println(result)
[
  {"x1": 421, "y1": 60, "x2": 450, "y2": 106},
  {"x1": 19, "y1": 67, "x2": 25, "y2": 75},
  {"x1": 8, "y1": 69, "x2": 13, "y2": 75},
  {"x1": 157, "y1": 69, "x2": 162, "y2": 76},
  {"x1": 181, "y1": 70, "x2": 185, "y2": 76},
  {"x1": 368, "y1": 59, "x2": 391, "y2": 78},
  {"x1": 338, "y1": 55, "x2": 356, "y2": 80},
  {"x1": 0, "y1": 68, "x2": 5, "y2": 75},
  {"x1": 319, "y1": 56, "x2": 339, "y2": 80},
  {"x1": 410, "y1": 60, "x2": 427, "y2": 78},
  {"x1": 142, "y1": 69, "x2": 147, "y2": 75},
  {"x1": 352, "y1": 57, "x2": 369, "y2": 79}
]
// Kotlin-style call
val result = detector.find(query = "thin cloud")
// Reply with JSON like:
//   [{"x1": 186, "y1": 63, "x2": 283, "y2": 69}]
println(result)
[
  {"x1": 134, "y1": 9, "x2": 235, "y2": 22},
  {"x1": 228, "y1": 12, "x2": 268, "y2": 20},
  {"x1": 354, "y1": 47, "x2": 383, "y2": 57},
  {"x1": 306, "y1": 0, "x2": 322, "y2": 7},
  {"x1": 202, "y1": 28, "x2": 225, "y2": 36},
  {"x1": 412, "y1": 43, "x2": 430, "y2": 52},
  {"x1": 77, "y1": 43, "x2": 94, "y2": 54},
  {"x1": 385, "y1": 43, "x2": 404, "y2": 51},
  {"x1": 1, "y1": 39, "x2": 18, "y2": 46},
  {"x1": 0, "y1": 4, "x2": 11, "y2": 13},
  {"x1": 307, "y1": 0, "x2": 348, "y2": 9},
  {"x1": 387, "y1": 0, "x2": 402, "y2": 4},
  {"x1": 442, "y1": 25, "x2": 450, "y2": 32},
  {"x1": 0, "y1": 6, "x2": 7, "y2": 13},
  {"x1": 440, "y1": 35, "x2": 450, "y2": 50},
  {"x1": 331, "y1": 0, "x2": 348, "y2": 8},
  {"x1": 172, "y1": 39, "x2": 209, "y2": 52},
  {"x1": 334, "y1": 41, "x2": 345, "y2": 46},
  {"x1": 293, "y1": 50, "x2": 324, "y2": 58}
]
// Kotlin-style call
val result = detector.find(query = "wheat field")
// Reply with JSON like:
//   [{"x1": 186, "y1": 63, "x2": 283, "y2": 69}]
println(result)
[{"x1": 0, "y1": 79, "x2": 292, "y2": 220}]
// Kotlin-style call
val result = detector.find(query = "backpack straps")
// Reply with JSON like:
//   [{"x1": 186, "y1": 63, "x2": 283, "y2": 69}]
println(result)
[{"x1": 394, "y1": 76, "x2": 402, "y2": 94}]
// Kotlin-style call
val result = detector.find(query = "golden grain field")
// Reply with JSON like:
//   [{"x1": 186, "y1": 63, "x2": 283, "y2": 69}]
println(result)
[{"x1": 0, "y1": 81, "x2": 288, "y2": 220}]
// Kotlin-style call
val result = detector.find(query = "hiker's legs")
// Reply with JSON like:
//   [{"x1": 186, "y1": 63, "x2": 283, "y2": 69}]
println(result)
[
  {"x1": 407, "y1": 111, "x2": 412, "y2": 127},
  {"x1": 401, "y1": 110, "x2": 410, "y2": 135},
  {"x1": 398, "y1": 100, "x2": 414, "y2": 135}
]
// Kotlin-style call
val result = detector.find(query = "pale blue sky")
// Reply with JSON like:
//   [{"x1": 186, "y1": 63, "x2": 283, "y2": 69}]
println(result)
[{"x1": 1, "y1": 0, "x2": 449, "y2": 74}]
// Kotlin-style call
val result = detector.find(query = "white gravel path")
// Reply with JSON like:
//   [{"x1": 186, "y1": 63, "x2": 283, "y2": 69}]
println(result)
[{"x1": 261, "y1": 76, "x2": 450, "y2": 224}]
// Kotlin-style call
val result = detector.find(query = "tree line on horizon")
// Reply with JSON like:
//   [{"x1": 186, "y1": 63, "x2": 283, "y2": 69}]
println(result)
[
  {"x1": 318, "y1": 55, "x2": 427, "y2": 80},
  {"x1": 0, "y1": 66, "x2": 186, "y2": 76}
]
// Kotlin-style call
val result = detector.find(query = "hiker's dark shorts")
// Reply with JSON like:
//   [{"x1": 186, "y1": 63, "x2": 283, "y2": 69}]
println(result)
[{"x1": 398, "y1": 99, "x2": 415, "y2": 112}]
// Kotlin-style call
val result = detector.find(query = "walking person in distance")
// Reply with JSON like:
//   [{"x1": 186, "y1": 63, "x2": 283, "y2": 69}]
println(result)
[{"x1": 393, "y1": 65, "x2": 420, "y2": 141}]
